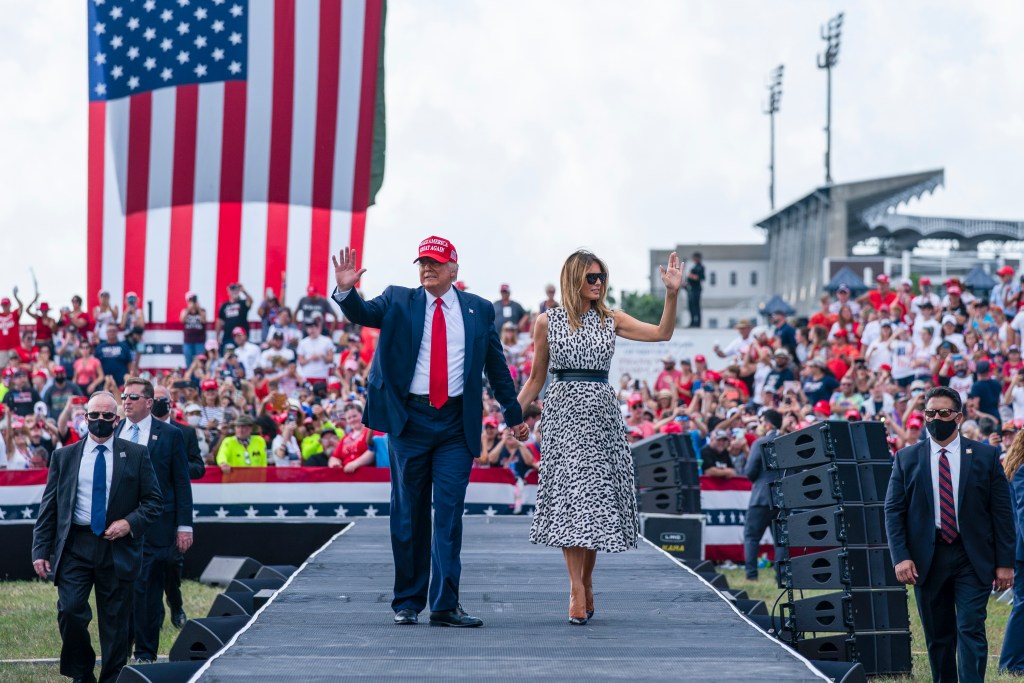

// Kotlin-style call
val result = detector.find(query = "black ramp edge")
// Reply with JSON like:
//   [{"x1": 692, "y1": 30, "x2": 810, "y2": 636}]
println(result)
[{"x1": 192, "y1": 517, "x2": 828, "y2": 682}]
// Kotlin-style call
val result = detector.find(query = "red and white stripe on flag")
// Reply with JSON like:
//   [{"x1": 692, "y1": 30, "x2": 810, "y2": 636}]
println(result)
[{"x1": 86, "y1": 0, "x2": 384, "y2": 322}]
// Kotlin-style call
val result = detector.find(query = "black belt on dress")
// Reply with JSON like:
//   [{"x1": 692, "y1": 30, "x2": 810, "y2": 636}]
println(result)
[
  {"x1": 407, "y1": 393, "x2": 463, "y2": 408},
  {"x1": 552, "y1": 369, "x2": 609, "y2": 383}
]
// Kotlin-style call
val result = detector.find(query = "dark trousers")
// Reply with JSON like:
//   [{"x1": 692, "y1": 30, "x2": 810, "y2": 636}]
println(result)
[
  {"x1": 999, "y1": 559, "x2": 1024, "y2": 673},
  {"x1": 388, "y1": 399, "x2": 474, "y2": 613},
  {"x1": 743, "y1": 505, "x2": 773, "y2": 579},
  {"x1": 57, "y1": 527, "x2": 133, "y2": 683},
  {"x1": 133, "y1": 542, "x2": 174, "y2": 659},
  {"x1": 687, "y1": 288, "x2": 702, "y2": 327},
  {"x1": 914, "y1": 537, "x2": 991, "y2": 683},
  {"x1": 164, "y1": 549, "x2": 185, "y2": 614}
]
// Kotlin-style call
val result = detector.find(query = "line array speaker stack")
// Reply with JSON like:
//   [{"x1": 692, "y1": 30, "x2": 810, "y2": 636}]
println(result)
[
  {"x1": 631, "y1": 433, "x2": 701, "y2": 515},
  {"x1": 764, "y1": 421, "x2": 911, "y2": 677}
]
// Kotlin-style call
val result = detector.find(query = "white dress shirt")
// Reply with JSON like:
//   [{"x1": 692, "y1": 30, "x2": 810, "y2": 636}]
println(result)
[
  {"x1": 928, "y1": 435, "x2": 962, "y2": 530},
  {"x1": 123, "y1": 414, "x2": 153, "y2": 445},
  {"x1": 336, "y1": 285, "x2": 466, "y2": 397},
  {"x1": 73, "y1": 436, "x2": 116, "y2": 526}
]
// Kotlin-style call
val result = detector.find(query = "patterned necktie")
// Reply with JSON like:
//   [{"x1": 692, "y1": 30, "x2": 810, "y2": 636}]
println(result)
[
  {"x1": 129, "y1": 423, "x2": 140, "y2": 444},
  {"x1": 91, "y1": 444, "x2": 107, "y2": 537},
  {"x1": 429, "y1": 298, "x2": 448, "y2": 409},
  {"x1": 938, "y1": 448, "x2": 958, "y2": 543}
]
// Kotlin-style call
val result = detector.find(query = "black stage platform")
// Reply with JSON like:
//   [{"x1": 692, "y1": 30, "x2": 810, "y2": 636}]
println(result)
[{"x1": 192, "y1": 517, "x2": 826, "y2": 682}]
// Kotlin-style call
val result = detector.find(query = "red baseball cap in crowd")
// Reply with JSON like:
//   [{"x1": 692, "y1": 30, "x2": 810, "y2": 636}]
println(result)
[
  {"x1": 201, "y1": 379, "x2": 219, "y2": 391},
  {"x1": 998, "y1": 266, "x2": 1015, "y2": 276},
  {"x1": 879, "y1": 364, "x2": 892, "y2": 373},
  {"x1": 948, "y1": 285, "x2": 962, "y2": 295},
  {"x1": 705, "y1": 370, "x2": 722, "y2": 382},
  {"x1": 327, "y1": 379, "x2": 342, "y2": 390},
  {"x1": 628, "y1": 393, "x2": 643, "y2": 407},
  {"x1": 695, "y1": 355, "x2": 706, "y2": 363},
  {"x1": 307, "y1": 284, "x2": 317, "y2": 295},
  {"x1": 660, "y1": 422, "x2": 683, "y2": 434},
  {"x1": 907, "y1": 418, "x2": 923, "y2": 430},
  {"x1": 482, "y1": 416, "x2": 499, "y2": 428},
  {"x1": 53, "y1": 365, "x2": 65, "y2": 376},
  {"x1": 834, "y1": 328, "x2": 848, "y2": 338},
  {"x1": 232, "y1": 326, "x2": 247, "y2": 336},
  {"x1": 414, "y1": 236, "x2": 458, "y2": 264},
  {"x1": 0, "y1": 298, "x2": 9, "y2": 306},
  {"x1": 500, "y1": 283, "x2": 511, "y2": 292},
  {"x1": 813, "y1": 400, "x2": 831, "y2": 417},
  {"x1": 39, "y1": 302, "x2": 50, "y2": 311},
  {"x1": 844, "y1": 409, "x2": 861, "y2": 421},
  {"x1": 628, "y1": 427, "x2": 645, "y2": 438},
  {"x1": 876, "y1": 274, "x2": 889, "y2": 283},
  {"x1": 919, "y1": 277, "x2": 931, "y2": 285}
]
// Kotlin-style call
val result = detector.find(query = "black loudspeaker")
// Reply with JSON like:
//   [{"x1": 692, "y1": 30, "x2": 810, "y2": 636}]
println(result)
[
  {"x1": 774, "y1": 504, "x2": 886, "y2": 547},
  {"x1": 777, "y1": 548, "x2": 897, "y2": 590},
  {"x1": 724, "y1": 589, "x2": 749, "y2": 600},
  {"x1": 768, "y1": 421, "x2": 890, "y2": 470},
  {"x1": 850, "y1": 631, "x2": 913, "y2": 675},
  {"x1": 640, "y1": 513, "x2": 703, "y2": 563},
  {"x1": 733, "y1": 599, "x2": 768, "y2": 616},
  {"x1": 682, "y1": 559, "x2": 715, "y2": 573},
  {"x1": 635, "y1": 461, "x2": 684, "y2": 488},
  {"x1": 115, "y1": 661, "x2": 205, "y2": 682},
  {"x1": 253, "y1": 588, "x2": 276, "y2": 610},
  {"x1": 207, "y1": 591, "x2": 255, "y2": 618},
  {"x1": 786, "y1": 589, "x2": 909, "y2": 633},
  {"x1": 771, "y1": 463, "x2": 892, "y2": 508},
  {"x1": 698, "y1": 572, "x2": 729, "y2": 590},
  {"x1": 199, "y1": 556, "x2": 263, "y2": 587},
  {"x1": 254, "y1": 565, "x2": 297, "y2": 581},
  {"x1": 168, "y1": 615, "x2": 250, "y2": 662},
  {"x1": 807, "y1": 660, "x2": 867, "y2": 683},
  {"x1": 636, "y1": 487, "x2": 700, "y2": 514},
  {"x1": 630, "y1": 434, "x2": 681, "y2": 467},
  {"x1": 227, "y1": 577, "x2": 284, "y2": 594}
]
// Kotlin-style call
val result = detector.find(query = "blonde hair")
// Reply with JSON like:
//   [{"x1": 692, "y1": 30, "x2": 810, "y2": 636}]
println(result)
[
  {"x1": 559, "y1": 250, "x2": 613, "y2": 331},
  {"x1": 1004, "y1": 430, "x2": 1024, "y2": 481}
]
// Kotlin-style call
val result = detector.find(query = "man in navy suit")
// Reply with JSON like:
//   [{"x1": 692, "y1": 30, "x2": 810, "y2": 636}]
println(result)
[
  {"x1": 743, "y1": 409, "x2": 783, "y2": 580},
  {"x1": 885, "y1": 386, "x2": 1015, "y2": 683},
  {"x1": 116, "y1": 376, "x2": 193, "y2": 663},
  {"x1": 32, "y1": 391, "x2": 163, "y2": 683},
  {"x1": 332, "y1": 237, "x2": 526, "y2": 627}
]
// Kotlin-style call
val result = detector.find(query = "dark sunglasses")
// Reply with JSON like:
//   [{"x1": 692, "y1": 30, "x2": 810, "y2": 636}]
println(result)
[
  {"x1": 86, "y1": 411, "x2": 117, "y2": 421},
  {"x1": 120, "y1": 393, "x2": 149, "y2": 401},
  {"x1": 923, "y1": 408, "x2": 959, "y2": 420},
  {"x1": 585, "y1": 272, "x2": 607, "y2": 285}
]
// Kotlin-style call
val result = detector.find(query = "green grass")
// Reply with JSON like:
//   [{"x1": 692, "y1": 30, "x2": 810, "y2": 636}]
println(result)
[
  {"x1": 720, "y1": 568, "x2": 1017, "y2": 682},
  {"x1": 0, "y1": 579, "x2": 220, "y2": 683}
]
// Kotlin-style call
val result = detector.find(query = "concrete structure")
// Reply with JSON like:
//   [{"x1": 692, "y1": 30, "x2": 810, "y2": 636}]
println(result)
[{"x1": 650, "y1": 244, "x2": 768, "y2": 329}]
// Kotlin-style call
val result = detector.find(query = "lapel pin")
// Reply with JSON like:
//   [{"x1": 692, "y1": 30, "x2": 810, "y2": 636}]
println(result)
[
  {"x1": 119, "y1": 452, "x2": 126, "y2": 458},
  {"x1": 151, "y1": 434, "x2": 158, "y2": 441},
  {"x1": 469, "y1": 308, "x2": 474, "y2": 314},
  {"x1": 966, "y1": 448, "x2": 972, "y2": 455}
]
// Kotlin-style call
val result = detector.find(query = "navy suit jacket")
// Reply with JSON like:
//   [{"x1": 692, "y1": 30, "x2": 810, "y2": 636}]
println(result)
[
  {"x1": 116, "y1": 418, "x2": 193, "y2": 547},
  {"x1": 333, "y1": 285, "x2": 523, "y2": 454},
  {"x1": 884, "y1": 437, "x2": 1015, "y2": 585},
  {"x1": 173, "y1": 418, "x2": 207, "y2": 480},
  {"x1": 744, "y1": 430, "x2": 781, "y2": 507},
  {"x1": 32, "y1": 438, "x2": 163, "y2": 582},
  {"x1": 1012, "y1": 463, "x2": 1024, "y2": 563}
]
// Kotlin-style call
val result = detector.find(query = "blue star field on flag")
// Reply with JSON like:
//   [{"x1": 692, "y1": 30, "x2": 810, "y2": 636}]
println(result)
[{"x1": 87, "y1": 0, "x2": 248, "y2": 101}]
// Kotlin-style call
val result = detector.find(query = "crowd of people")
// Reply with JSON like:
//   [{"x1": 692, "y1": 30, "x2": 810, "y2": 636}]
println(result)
[{"x1": 6, "y1": 269, "x2": 1024, "y2": 479}]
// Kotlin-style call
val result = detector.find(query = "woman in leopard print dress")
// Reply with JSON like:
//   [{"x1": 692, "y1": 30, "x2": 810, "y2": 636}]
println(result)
[{"x1": 518, "y1": 249, "x2": 683, "y2": 624}]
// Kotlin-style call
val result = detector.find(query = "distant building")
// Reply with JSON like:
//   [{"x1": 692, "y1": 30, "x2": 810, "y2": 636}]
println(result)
[{"x1": 649, "y1": 244, "x2": 768, "y2": 330}]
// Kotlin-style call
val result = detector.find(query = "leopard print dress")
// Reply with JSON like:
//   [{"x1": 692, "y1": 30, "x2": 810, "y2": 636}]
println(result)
[{"x1": 529, "y1": 306, "x2": 639, "y2": 552}]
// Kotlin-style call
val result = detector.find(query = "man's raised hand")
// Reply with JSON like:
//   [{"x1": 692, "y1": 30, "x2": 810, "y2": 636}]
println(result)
[{"x1": 333, "y1": 247, "x2": 367, "y2": 292}]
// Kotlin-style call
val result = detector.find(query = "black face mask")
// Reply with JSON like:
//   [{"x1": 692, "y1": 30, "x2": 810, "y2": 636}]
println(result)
[
  {"x1": 88, "y1": 418, "x2": 116, "y2": 439},
  {"x1": 55, "y1": 376, "x2": 66, "y2": 384},
  {"x1": 151, "y1": 398, "x2": 171, "y2": 419},
  {"x1": 926, "y1": 417, "x2": 959, "y2": 442}
]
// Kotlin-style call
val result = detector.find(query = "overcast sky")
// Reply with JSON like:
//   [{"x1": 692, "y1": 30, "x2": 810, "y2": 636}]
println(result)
[{"x1": 2, "y1": 0, "x2": 1023, "y2": 314}]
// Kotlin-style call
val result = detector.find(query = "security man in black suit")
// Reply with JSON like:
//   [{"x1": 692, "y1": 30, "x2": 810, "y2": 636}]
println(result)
[
  {"x1": 32, "y1": 391, "x2": 163, "y2": 683},
  {"x1": 152, "y1": 383, "x2": 205, "y2": 628},
  {"x1": 885, "y1": 386, "x2": 1015, "y2": 683},
  {"x1": 117, "y1": 376, "x2": 193, "y2": 663},
  {"x1": 742, "y1": 408, "x2": 783, "y2": 580}
]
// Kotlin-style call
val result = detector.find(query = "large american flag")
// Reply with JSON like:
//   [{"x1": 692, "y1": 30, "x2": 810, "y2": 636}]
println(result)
[{"x1": 86, "y1": 0, "x2": 385, "y2": 322}]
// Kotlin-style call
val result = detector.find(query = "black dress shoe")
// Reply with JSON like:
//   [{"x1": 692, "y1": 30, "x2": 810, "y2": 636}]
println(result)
[
  {"x1": 429, "y1": 604, "x2": 483, "y2": 627},
  {"x1": 133, "y1": 657, "x2": 155, "y2": 665},
  {"x1": 394, "y1": 608, "x2": 418, "y2": 625},
  {"x1": 171, "y1": 609, "x2": 187, "y2": 629}
]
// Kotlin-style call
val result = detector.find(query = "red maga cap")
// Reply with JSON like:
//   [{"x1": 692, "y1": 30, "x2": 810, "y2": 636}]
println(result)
[
  {"x1": 200, "y1": 379, "x2": 219, "y2": 391},
  {"x1": 415, "y1": 236, "x2": 458, "y2": 264}
]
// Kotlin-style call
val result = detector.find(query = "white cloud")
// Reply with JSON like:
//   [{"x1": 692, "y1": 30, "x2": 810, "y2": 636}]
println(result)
[{"x1": 1, "y1": 0, "x2": 1022, "y2": 314}]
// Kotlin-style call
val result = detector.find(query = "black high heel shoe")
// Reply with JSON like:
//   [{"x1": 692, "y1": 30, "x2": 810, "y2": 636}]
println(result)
[
  {"x1": 569, "y1": 616, "x2": 588, "y2": 625},
  {"x1": 586, "y1": 609, "x2": 594, "y2": 619}
]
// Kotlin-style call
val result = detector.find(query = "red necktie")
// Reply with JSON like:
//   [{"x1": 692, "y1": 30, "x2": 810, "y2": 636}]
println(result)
[
  {"x1": 429, "y1": 298, "x2": 448, "y2": 409},
  {"x1": 938, "y1": 448, "x2": 958, "y2": 543}
]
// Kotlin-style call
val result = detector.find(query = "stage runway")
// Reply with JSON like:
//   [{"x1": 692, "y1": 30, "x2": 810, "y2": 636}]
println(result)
[{"x1": 193, "y1": 517, "x2": 826, "y2": 682}]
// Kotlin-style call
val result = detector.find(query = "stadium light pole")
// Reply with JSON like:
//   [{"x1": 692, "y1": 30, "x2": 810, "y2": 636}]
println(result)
[
  {"x1": 764, "y1": 64, "x2": 784, "y2": 211},
  {"x1": 817, "y1": 11, "x2": 844, "y2": 185}
]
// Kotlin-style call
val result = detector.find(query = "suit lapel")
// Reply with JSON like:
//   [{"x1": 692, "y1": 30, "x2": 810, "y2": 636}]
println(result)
[
  {"x1": 411, "y1": 287, "x2": 426, "y2": 363},
  {"x1": 958, "y1": 438, "x2": 973, "y2": 510},
  {"x1": 108, "y1": 437, "x2": 127, "y2": 507},
  {"x1": 67, "y1": 440, "x2": 88, "y2": 516},
  {"x1": 456, "y1": 290, "x2": 475, "y2": 381},
  {"x1": 918, "y1": 440, "x2": 935, "y2": 520}
]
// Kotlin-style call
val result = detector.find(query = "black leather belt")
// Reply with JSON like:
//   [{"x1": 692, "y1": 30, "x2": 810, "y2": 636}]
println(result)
[
  {"x1": 408, "y1": 393, "x2": 463, "y2": 408},
  {"x1": 552, "y1": 369, "x2": 609, "y2": 383},
  {"x1": 71, "y1": 523, "x2": 94, "y2": 534}
]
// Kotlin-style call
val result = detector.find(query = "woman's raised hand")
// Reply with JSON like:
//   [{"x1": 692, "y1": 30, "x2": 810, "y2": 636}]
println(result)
[{"x1": 660, "y1": 252, "x2": 683, "y2": 293}]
